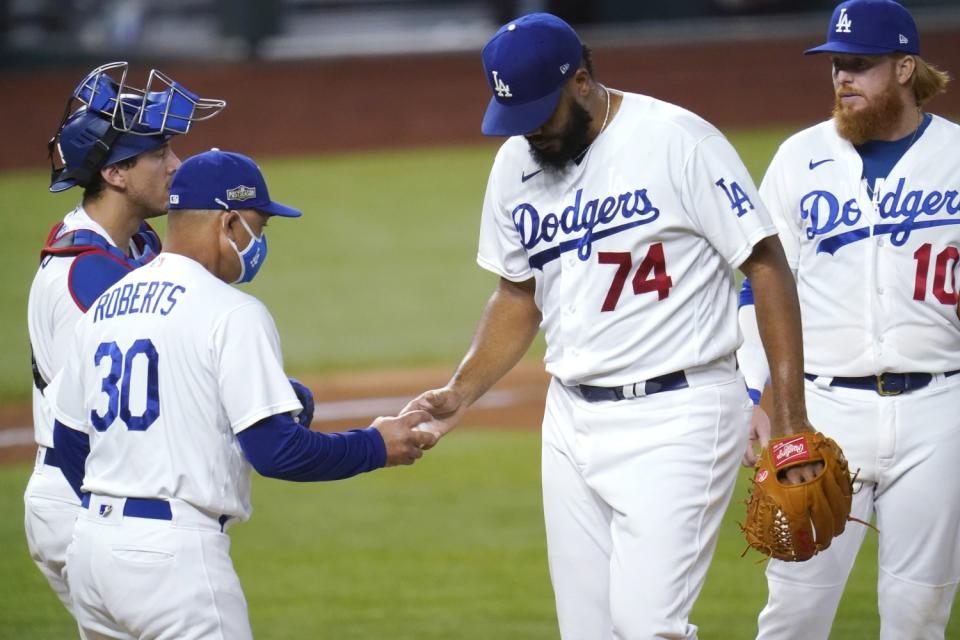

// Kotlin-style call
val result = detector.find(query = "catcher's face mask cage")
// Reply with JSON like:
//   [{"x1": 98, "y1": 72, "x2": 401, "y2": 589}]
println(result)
[{"x1": 47, "y1": 61, "x2": 227, "y2": 192}]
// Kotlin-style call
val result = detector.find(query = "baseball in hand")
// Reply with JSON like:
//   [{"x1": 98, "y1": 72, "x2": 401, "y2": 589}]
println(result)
[{"x1": 413, "y1": 421, "x2": 438, "y2": 434}]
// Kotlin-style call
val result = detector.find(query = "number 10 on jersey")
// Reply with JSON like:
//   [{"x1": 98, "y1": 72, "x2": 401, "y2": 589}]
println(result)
[
  {"x1": 598, "y1": 243, "x2": 674, "y2": 312},
  {"x1": 913, "y1": 243, "x2": 959, "y2": 305}
]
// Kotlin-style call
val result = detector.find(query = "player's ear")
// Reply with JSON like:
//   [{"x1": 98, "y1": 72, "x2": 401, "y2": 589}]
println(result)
[
  {"x1": 896, "y1": 55, "x2": 916, "y2": 85},
  {"x1": 100, "y1": 164, "x2": 126, "y2": 190},
  {"x1": 572, "y1": 68, "x2": 592, "y2": 97},
  {"x1": 220, "y1": 209, "x2": 241, "y2": 240}
]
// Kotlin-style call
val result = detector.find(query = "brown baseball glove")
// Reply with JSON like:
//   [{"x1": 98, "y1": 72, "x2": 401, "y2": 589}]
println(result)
[{"x1": 742, "y1": 431, "x2": 854, "y2": 562}]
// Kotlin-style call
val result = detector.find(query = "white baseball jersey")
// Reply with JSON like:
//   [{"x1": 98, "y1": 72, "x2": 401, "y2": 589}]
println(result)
[
  {"x1": 51, "y1": 252, "x2": 301, "y2": 521},
  {"x1": 27, "y1": 206, "x2": 151, "y2": 447},
  {"x1": 478, "y1": 92, "x2": 778, "y2": 387},
  {"x1": 760, "y1": 115, "x2": 960, "y2": 376}
]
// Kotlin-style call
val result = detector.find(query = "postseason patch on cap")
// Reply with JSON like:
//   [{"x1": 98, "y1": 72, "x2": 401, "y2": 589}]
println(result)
[
  {"x1": 169, "y1": 148, "x2": 302, "y2": 217},
  {"x1": 226, "y1": 185, "x2": 256, "y2": 202}
]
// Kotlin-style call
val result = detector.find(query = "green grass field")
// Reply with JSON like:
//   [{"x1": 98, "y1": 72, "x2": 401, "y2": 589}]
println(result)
[
  {"x1": 6, "y1": 431, "x2": 955, "y2": 640},
  {"x1": 1, "y1": 128, "x2": 791, "y2": 403},
  {"x1": 3, "y1": 130, "x2": 959, "y2": 637}
]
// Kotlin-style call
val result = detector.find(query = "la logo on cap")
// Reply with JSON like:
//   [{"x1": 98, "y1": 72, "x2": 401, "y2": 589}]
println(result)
[
  {"x1": 492, "y1": 71, "x2": 512, "y2": 98},
  {"x1": 836, "y1": 7, "x2": 853, "y2": 33}
]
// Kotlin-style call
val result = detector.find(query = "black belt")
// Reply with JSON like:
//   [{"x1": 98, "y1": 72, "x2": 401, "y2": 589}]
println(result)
[
  {"x1": 81, "y1": 494, "x2": 173, "y2": 520},
  {"x1": 579, "y1": 370, "x2": 688, "y2": 402},
  {"x1": 42, "y1": 448, "x2": 60, "y2": 468},
  {"x1": 804, "y1": 370, "x2": 960, "y2": 396}
]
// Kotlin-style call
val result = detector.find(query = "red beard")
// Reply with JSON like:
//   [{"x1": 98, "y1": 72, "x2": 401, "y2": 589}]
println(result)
[{"x1": 833, "y1": 80, "x2": 905, "y2": 145}]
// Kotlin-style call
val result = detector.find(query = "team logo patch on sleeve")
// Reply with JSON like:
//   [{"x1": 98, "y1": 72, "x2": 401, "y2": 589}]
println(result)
[
  {"x1": 714, "y1": 178, "x2": 755, "y2": 217},
  {"x1": 772, "y1": 436, "x2": 810, "y2": 468}
]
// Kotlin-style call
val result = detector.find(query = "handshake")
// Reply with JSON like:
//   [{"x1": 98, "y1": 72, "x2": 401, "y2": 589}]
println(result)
[
  {"x1": 371, "y1": 412, "x2": 439, "y2": 467},
  {"x1": 288, "y1": 377, "x2": 449, "y2": 468}
]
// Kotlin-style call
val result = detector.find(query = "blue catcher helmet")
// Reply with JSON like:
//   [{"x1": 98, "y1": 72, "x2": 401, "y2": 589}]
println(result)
[
  {"x1": 48, "y1": 61, "x2": 226, "y2": 193},
  {"x1": 49, "y1": 104, "x2": 171, "y2": 193}
]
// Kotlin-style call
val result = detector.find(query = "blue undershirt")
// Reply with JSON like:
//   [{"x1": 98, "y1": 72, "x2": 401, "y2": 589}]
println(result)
[
  {"x1": 858, "y1": 112, "x2": 931, "y2": 192},
  {"x1": 237, "y1": 414, "x2": 386, "y2": 481},
  {"x1": 53, "y1": 421, "x2": 89, "y2": 499},
  {"x1": 53, "y1": 413, "x2": 386, "y2": 499}
]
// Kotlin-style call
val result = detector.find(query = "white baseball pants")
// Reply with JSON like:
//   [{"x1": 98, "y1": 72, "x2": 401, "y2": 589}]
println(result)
[
  {"x1": 24, "y1": 446, "x2": 82, "y2": 616},
  {"x1": 757, "y1": 374, "x2": 960, "y2": 640},
  {"x1": 66, "y1": 494, "x2": 251, "y2": 640},
  {"x1": 542, "y1": 362, "x2": 750, "y2": 639}
]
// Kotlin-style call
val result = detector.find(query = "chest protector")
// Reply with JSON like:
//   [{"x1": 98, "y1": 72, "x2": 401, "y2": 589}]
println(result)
[{"x1": 31, "y1": 221, "x2": 162, "y2": 391}]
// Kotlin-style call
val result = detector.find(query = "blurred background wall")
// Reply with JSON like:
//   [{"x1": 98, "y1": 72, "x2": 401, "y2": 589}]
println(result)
[{"x1": 1, "y1": 0, "x2": 958, "y2": 171}]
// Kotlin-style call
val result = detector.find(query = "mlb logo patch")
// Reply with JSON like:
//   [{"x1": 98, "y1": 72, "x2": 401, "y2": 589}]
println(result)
[{"x1": 98, "y1": 504, "x2": 113, "y2": 517}]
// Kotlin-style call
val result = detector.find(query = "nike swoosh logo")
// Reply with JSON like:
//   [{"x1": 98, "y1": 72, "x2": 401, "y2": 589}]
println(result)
[
  {"x1": 521, "y1": 169, "x2": 543, "y2": 183},
  {"x1": 808, "y1": 158, "x2": 835, "y2": 170}
]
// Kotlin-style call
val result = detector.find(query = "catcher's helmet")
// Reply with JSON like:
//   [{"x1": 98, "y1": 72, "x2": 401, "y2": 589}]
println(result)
[
  {"x1": 49, "y1": 104, "x2": 172, "y2": 193},
  {"x1": 48, "y1": 61, "x2": 226, "y2": 193}
]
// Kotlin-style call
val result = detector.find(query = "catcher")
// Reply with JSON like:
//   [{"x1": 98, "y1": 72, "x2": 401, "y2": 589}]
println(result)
[{"x1": 743, "y1": 430, "x2": 855, "y2": 562}]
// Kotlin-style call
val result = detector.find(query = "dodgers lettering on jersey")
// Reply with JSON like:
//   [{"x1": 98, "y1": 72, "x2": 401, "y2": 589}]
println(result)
[
  {"x1": 800, "y1": 177, "x2": 960, "y2": 255},
  {"x1": 760, "y1": 115, "x2": 960, "y2": 376},
  {"x1": 512, "y1": 187, "x2": 661, "y2": 268},
  {"x1": 478, "y1": 92, "x2": 777, "y2": 387},
  {"x1": 50, "y1": 253, "x2": 301, "y2": 521}
]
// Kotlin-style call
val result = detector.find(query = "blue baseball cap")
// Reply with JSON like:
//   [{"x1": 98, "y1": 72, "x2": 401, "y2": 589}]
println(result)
[
  {"x1": 805, "y1": 0, "x2": 919, "y2": 56},
  {"x1": 168, "y1": 149, "x2": 301, "y2": 218},
  {"x1": 480, "y1": 13, "x2": 584, "y2": 137}
]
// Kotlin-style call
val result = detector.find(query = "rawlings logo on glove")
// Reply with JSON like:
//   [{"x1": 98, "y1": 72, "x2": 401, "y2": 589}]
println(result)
[
  {"x1": 772, "y1": 436, "x2": 810, "y2": 466},
  {"x1": 741, "y1": 431, "x2": 855, "y2": 562}
]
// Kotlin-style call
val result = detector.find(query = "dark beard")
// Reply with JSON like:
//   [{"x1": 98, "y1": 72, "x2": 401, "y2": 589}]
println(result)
[
  {"x1": 525, "y1": 99, "x2": 593, "y2": 173},
  {"x1": 833, "y1": 80, "x2": 905, "y2": 145}
]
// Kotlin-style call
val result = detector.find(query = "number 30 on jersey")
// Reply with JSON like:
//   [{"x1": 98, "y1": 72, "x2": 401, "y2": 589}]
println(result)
[{"x1": 92, "y1": 339, "x2": 160, "y2": 432}]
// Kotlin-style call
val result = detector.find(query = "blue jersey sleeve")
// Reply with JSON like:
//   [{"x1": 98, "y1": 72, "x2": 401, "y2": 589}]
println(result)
[
  {"x1": 237, "y1": 413, "x2": 387, "y2": 481},
  {"x1": 53, "y1": 420, "x2": 90, "y2": 499},
  {"x1": 68, "y1": 251, "x2": 133, "y2": 312},
  {"x1": 738, "y1": 276, "x2": 755, "y2": 308}
]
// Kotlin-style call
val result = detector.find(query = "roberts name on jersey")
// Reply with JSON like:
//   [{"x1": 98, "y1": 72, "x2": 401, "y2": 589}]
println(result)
[{"x1": 91, "y1": 281, "x2": 185, "y2": 323}]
